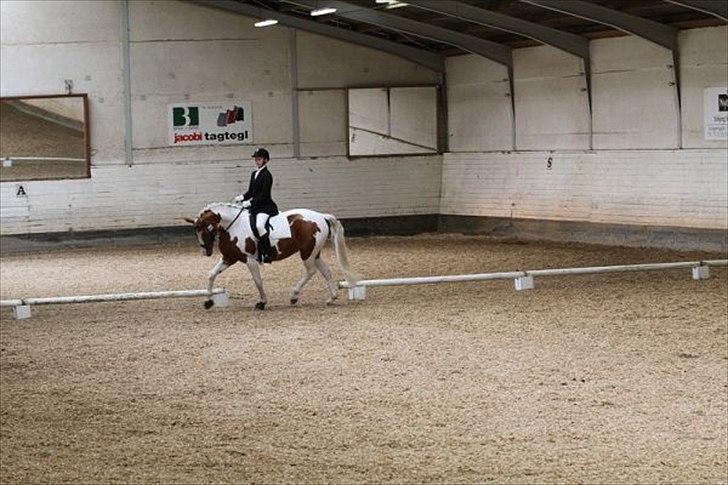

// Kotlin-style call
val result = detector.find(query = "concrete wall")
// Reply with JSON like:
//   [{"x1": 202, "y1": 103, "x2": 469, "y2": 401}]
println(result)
[
  {"x1": 445, "y1": 55, "x2": 512, "y2": 151},
  {"x1": 0, "y1": 0, "x2": 441, "y2": 235},
  {"x1": 441, "y1": 149, "x2": 727, "y2": 229},
  {"x1": 443, "y1": 26, "x2": 728, "y2": 235},
  {"x1": 1, "y1": 156, "x2": 441, "y2": 234},
  {"x1": 513, "y1": 46, "x2": 590, "y2": 150}
]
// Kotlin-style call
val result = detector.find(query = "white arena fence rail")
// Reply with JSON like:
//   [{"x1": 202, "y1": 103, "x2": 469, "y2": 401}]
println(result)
[
  {"x1": 339, "y1": 260, "x2": 728, "y2": 300},
  {"x1": 2, "y1": 261, "x2": 726, "y2": 319},
  {"x1": 0, "y1": 288, "x2": 228, "y2": 320}
]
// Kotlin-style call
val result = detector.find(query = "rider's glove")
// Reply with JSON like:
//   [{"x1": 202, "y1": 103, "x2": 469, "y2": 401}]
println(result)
[{"x1": 242, "y1": 199, "x2": 252, "y2": 208}]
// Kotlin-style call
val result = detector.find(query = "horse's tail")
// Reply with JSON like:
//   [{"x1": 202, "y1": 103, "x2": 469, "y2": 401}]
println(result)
[{"x1": 323, "y1": 214, "x2": 361, "y2": 286}]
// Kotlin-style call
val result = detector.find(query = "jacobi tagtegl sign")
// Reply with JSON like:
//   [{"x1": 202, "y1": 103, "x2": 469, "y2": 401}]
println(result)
[{"x1": 168, "y1": 101, "x2": 252, "y2": 146}]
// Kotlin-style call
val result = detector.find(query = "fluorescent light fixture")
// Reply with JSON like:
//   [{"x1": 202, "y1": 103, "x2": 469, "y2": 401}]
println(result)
[
  {"x1": 375, "y1": 0, "x2": 396, "y2": 3},
  {"x1": 254, "y1": 19, "x2": 278, "y2": 27},
  {"x1": 384, "y1": 2, "x2": 408, "y2": 8},
  {"x1": 310, "y1": 7, "x2": 337, "y2": 16}
]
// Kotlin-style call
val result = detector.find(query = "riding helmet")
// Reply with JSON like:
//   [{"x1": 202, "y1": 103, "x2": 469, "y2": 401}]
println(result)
[{"x1": 252, "y1": 148, "x2": 270, "y2": 161}]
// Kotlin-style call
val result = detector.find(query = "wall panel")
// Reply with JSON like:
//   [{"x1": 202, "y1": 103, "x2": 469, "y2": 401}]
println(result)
[
  {"x1": 590, "y1": 37, "x2": 679, "y2": 149},
  {"x1": 441, "y1": 150, "x2": 727, "y2": 230},
  {"x1": 445, "y1": 55, "x2": 512, "y2": 151},
  {"x1": 513, "y1": 46, "x2": 590, "y2": 150}
]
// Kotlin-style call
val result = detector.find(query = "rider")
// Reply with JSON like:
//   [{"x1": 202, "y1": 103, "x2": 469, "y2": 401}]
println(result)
[{"x1": 234, "y1": 148, "x2": 279, "y2": 264}]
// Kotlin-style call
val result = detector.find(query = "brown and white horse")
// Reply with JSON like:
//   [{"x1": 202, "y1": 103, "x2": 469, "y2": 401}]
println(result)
[{"x1": 185, "y1": 203, "x2": 359, "y2": 310}]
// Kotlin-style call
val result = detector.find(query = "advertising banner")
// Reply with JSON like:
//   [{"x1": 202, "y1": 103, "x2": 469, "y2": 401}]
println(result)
[
  {"x1": 704, "y1": 87, "x2": 727, "y2": 141},
  {"x1": 168, "y1": 101, "x2": 252, "y2": 146}
]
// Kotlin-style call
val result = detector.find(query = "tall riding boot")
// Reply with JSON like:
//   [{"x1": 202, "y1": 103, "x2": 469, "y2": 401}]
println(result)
[{"x1": 257, "y1": 233, "x2": 273, "y2": 264}]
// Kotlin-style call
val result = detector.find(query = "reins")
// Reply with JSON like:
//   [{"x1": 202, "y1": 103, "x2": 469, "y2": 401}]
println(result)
[{"x1": 224, "y1": 205, "x2": 246, "y2": 232}]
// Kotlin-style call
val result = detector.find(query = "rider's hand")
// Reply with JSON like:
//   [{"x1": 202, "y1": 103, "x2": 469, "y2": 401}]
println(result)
[
  {"x1": 242, "y1": 200, "x2": 252, "y2": 208},
  {"x1": 233, "y1": 195, "x2": 245, "y2": 204}
]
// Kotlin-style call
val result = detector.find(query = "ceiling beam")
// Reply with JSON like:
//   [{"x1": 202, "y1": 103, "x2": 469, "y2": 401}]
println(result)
[
  {"x1": 520, "y1": 0, "x2": 679, "y2": 51},
  {"x1": 664, "y1": 0, "x2": 728, "y2": 21},
  {"x1": 407, "y1": 0, "x2": 590, "y2": 60},
  {"x1": 187, "y1": 0, "x2": 445, "y2": 72},
  {"x1": 280, "y1": 0, "x2": 513, "y2": 66}
]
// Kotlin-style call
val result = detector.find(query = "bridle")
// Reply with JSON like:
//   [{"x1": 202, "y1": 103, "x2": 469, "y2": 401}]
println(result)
[{"x1": 197, "y1": 205, "x2": 246, "y2": 251}]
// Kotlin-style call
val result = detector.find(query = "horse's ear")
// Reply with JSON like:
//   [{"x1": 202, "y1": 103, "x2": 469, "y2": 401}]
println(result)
[{"x1": 182, "y1": 217, "x2": 196, "y2": 225}]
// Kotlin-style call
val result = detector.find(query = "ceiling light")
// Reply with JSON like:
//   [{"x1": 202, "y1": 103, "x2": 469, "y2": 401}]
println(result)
[
  {"x1": 254, "y1": 19, "x2": 278, "y2": 27},
  {"x1": 384, "y1": 2, "x2": 408, "y2": 8},
  {"x1": 310, "y1": 7, "x2": 337, "y2": 16},
  {"x1": 375, "y1": 0, "x2": 396, "y2": 3}
]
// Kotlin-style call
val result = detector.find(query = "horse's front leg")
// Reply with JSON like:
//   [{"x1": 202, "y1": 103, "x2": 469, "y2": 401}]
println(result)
[
  {"x1": 245, "y1": 259, "x2": 268, "y2": 310},
  {"x1": 204, "y1": 257, "x2": 230, "y2": 309}
]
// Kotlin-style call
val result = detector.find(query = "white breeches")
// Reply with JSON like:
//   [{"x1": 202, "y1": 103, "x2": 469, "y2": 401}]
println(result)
[{"x1": 256, "y1": 213, "x2": 269, "y2": 236}]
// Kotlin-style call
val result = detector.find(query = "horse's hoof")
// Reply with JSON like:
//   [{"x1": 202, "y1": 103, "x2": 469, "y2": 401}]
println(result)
[
  {"x1": 255, "y1": 302, "x2": 266, "y2": 311},
  {"x1": 290, "y1": 298, "x2": 298, "y2": 305},
  {"x1": 203, "y1": 299, "x2": 214, "y2": 310}
]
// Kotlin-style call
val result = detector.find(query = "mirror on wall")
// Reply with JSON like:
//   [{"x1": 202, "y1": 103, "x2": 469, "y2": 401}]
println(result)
[
  {"x1": 347, "y1": 86, "x2": 438, "y2": 157},
  {"x1": 0, "y1": 94, "x2": 89, "y2": 182}
]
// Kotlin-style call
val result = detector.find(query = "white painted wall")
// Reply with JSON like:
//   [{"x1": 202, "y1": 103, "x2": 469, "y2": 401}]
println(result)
[
  {"x1": 513, "y1": 46, "x2": 590, "y2": 150},
  {"x1": 590, "y1": 36, "x2": 680, "y2": 149},
  {"x1": 441, "y1": 150, "x2": 727, "y2": 230},
  {"x1": 1, "y1": 156, "x2": 441, "y2": 234},
  {"x1": 443, "y1": 26, "x2": 727, "y2": 232},
  {"x1": 447, "y1": 27, "x2": 727, "y2": 153},
  {"x1": 0, "y1": 0, "x2": 441, "y2": 235},
  {"x1": 298, "y1": 89, "x2": 347, "y2": 157},
  {"x1": 445, "y1": 55, "x2": 512, "y2": 151}
]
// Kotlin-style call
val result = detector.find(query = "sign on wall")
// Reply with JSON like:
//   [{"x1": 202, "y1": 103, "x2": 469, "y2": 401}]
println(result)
[
  {"x1": 168, "y1": 101, "x2": 252, "y2": 146},
  {"x1": 704, "y1": 87, "x2": 727, "y2": 141}
]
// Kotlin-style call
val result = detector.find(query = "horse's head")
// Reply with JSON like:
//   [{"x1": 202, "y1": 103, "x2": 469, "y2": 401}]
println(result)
[{"x1": 184, "y1": 210, "x2": 221, "y2": 257}]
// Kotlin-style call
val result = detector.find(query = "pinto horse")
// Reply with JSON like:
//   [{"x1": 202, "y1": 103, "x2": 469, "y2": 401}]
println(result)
[{"x1": 185, "y1": 203, "x2": 359, "y2": 310}]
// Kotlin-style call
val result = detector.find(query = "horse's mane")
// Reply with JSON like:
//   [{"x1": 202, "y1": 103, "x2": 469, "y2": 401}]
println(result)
[{"x1": 200, "y1": 202, "x2": 245, "y2": 215}]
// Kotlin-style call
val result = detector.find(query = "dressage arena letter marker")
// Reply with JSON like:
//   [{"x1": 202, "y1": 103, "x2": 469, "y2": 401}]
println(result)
[
  {"x1": 692, "y1": 265, "x2": 710, "y2": 280},
  {"x1": 211, "y1": 292, "x2": 230, "y2": 308},
  {"x1": 515, "y1": 275, "x2": 535, "y2": 291},
  {"x1": 16, "y1": 185, "x2": 27, "y2": 197},
  {"x1": 14, "y1": 305, "x2": 31, "y2": 320},
  {"x1": 348, "y1": 286, "x2": 367, "y2": 301}
]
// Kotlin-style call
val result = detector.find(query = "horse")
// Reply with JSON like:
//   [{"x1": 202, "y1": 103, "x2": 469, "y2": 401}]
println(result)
[{"x1": 185, "y1": 203, "x2": 360, "y2": 310}]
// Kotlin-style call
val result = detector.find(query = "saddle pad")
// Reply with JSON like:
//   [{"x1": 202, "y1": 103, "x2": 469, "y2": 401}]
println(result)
[{"x1": 268, "y1": 213, "x2": 292, "y2": 240}]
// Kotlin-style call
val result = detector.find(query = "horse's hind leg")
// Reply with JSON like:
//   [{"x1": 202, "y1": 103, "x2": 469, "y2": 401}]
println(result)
[
  {"x1": 314, "y1": 256, "x2": 338, "y2": 305},
  {"x1": 290, "y1": 260, "x2": 316, "y2": 305},
  {"x1": 245, "y1": 259, "x2": 268, "y2": 310}
]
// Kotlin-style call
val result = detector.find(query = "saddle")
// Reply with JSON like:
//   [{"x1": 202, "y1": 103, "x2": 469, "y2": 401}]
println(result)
[{"x1": 249, "y1": 213, "x2": 291, "y2": 242}]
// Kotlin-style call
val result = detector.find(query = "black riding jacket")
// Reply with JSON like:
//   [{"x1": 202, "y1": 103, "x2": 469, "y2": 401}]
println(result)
[{"x1": 243, "y1": 165, "x2": 279, "y2": 216}]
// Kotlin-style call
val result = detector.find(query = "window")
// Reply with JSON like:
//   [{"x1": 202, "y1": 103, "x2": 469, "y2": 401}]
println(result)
[
  {"x1": 0, "y1": 94, "x2": 90, "y2": 181},
  {"x1": 347, "y1": 86, "x2": 438, "y2": 156}
]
